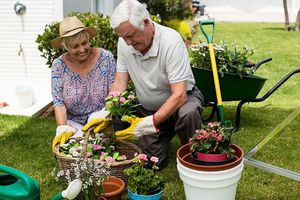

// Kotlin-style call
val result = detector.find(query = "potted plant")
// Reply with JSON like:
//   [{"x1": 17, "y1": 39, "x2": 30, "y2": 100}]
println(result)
[
  {"x1": 176, "y1": 122, "x2": 244, "y2": 200},
  {"x1": 105, "y1": 85, "x2": 139, "y2": 131},
  {"x1": 123, "y1": 154, "x2": 165, "y2": 200},
  {"x1": 189, "y1": 122, "x2": 234, "y2": 164},
  {"x1": 189, "y1": 41, "x2": 268, "y2": 102}
]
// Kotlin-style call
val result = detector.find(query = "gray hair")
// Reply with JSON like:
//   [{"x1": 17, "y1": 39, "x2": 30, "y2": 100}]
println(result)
[
  {"x1": 110, "y1": 0, "x2": 151, "y2": 30},
  {"x1": 61, "y1": 31, "x2": 90, "y2": 51}
]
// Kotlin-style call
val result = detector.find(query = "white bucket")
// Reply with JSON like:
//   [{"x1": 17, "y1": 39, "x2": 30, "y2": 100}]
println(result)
[
  {"x1": 15, "y1": 85, "x2": 33, "y2": 108},
  {"x1": 177, "y1": 158, "x2": 244, "y2": 200}
]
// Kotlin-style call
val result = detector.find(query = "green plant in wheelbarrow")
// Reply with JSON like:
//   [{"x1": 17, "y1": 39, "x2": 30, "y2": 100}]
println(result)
[
  {"x1": 189, "y1": 40, "x2": 271, "y2": 103},
  {"x1": 189, "y1": 41, "x2": 255, "y2": 78}
]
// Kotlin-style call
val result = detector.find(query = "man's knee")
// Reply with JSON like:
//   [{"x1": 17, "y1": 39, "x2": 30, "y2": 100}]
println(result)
[{"x1": 178, "y1": 102, "x2": 202, "y2": 123}]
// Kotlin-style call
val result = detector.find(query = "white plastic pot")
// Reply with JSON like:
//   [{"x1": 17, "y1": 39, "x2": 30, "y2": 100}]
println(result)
[
  {"x1": 15, "y1": 85, "x2": 33, "y2": 108},
  {"x1": 177, "y1": 158, "x2": 244, "y2": 200}
]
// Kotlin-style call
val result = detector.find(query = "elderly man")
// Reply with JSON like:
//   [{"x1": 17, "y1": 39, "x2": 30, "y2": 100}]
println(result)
[{"x1": 85, "y1": 0, "x2": 204, "y2": 168}]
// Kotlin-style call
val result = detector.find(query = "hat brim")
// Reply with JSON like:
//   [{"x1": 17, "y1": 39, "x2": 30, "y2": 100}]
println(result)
[{"x1": 51, "y1": 27, "x2": 96, "y2": 48}]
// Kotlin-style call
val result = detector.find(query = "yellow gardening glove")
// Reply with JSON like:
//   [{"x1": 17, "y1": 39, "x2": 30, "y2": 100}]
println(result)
[
  {"x1": 115, "y1": 115, "x2": 158, "y2": 140},
  {"x1": 52, "y1": 125, "x2": 77, "y2": 152},
  {"x1": 82, "y1": 108, "x2": 111, "y2": 133},
  {"x1": 82, "y1": 118, "x2": 112, "y2": 133}
]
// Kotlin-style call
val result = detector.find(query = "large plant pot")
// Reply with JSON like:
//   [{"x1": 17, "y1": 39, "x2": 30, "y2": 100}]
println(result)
[
  {"x1": 102, "y1": 176, "x2": 125, "y2": 200},
  {"x1": 176, "y1": 144, "x2": 244, "y2": 200},
  {"x1": 127, "y1": 189, "x2": 163, "y2": 200}
]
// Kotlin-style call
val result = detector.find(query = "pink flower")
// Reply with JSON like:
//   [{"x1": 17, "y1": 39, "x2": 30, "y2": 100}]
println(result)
[
  {"x1": 85, "y1": 152, "x2": 92, "y2": 158},
  {"x1": 105, "y1": 156, "x2": 114, "y2": 164},
  {"x1": 216, "y1": 135, "x2": 223, "y2": 141},
  {"x1": 207, "y1": 122, "x2": 214, "y2": 127},
  {"x1": 197, "y1": 134, "x2": 204, "y2": 140},
  {"x1": 137, "y1": 154, "x2": 148, "y2": 162},
  {"x1": 109, "y1": 91, "x2": 120, "y2": 97},
  {"x1": 119, "y1": 97, "x2": 126, "y2": 103},
  {"x1": 93, "y1": 144, "x2": 102, "y2": 151},
  {"x1": 150, "y1": 156, "x2": 159, "y2": 164}
]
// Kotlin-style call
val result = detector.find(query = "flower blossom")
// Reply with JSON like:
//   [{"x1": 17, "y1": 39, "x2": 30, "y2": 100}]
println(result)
[
  {"x1": 150, "y1": 156, "x2": 159, "y2": 164},
  {"x1": 137, "y1": 154, "x2": 148, "y2": 162},
  {"x1": 93, "y1": 144, "x2": 102, "y2": 151}
]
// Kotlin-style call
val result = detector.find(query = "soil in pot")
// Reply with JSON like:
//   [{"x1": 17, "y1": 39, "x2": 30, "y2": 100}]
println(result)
[{"x1": 112, "y1": 116, "x2": 130, "y2": 132}]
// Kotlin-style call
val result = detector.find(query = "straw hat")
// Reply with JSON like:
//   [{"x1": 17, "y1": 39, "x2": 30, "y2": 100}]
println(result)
[{"x1": 51, "y1": 16, "x2": 96, "y2": 48}]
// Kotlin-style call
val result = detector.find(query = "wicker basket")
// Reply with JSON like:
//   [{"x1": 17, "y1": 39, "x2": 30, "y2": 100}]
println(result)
[{"x1": 54, "y1": 128, "x2": 142, "y2": 183}]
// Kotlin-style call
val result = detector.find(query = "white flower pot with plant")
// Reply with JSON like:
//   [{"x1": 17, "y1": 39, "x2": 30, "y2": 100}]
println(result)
[{"x1": 176, "y1": 122, "x2": 244, "y2": 200}]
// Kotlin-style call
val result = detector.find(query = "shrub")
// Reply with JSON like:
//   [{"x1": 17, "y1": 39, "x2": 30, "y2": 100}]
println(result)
[
  {"x1": 147, "y1": 0, "x2": 192, "y2": 22},
  {"x1": 164, "y1": 19, "x2": 192, "y2": 41},
  {"x1": 36, "y1": 12, "x2": 118, "y2": 68}
]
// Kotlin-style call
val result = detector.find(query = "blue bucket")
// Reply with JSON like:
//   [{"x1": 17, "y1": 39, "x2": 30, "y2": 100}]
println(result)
[{"x1": 127, "y1": 189, "x2": 163, "y2": 200}]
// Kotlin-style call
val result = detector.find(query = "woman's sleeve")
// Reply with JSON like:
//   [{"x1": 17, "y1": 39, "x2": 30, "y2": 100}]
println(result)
[
  {"x1": 107, "y1": 51, "x2": 117, "y2": 87},
  {"x1": 51, "y1": 58, "x2": 64, "y2": 107}
]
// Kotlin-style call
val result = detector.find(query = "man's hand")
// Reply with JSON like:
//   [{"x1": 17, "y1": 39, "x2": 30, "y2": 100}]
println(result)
[
  {"x1": 115, "y1": 115, "x2": 158, "y2": 140},
  {"x1": 52, "y1": 125, "x2": 77, "y2": 152},
  {"x1": 82, "y1": 108, "x2": 111, "y2": 133}
]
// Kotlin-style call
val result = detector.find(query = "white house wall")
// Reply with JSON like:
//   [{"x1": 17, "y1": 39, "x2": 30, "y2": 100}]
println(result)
[{"x1": 0, "y1": 0, "x2": 62, "y2": 116}]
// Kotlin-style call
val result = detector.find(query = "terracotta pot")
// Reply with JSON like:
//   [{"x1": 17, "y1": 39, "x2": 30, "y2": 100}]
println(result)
[
  {"x1": 177, "y1": 143, "x2": 244, "y2": 171},
  {"x1": 102, "y1": 176, "x2": 125, "y2": 200}
]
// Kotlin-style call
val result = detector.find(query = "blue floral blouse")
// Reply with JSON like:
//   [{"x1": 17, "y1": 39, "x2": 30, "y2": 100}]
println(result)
[{"x1": 51, "y1": 48, "x2": 116, "y2": 124}]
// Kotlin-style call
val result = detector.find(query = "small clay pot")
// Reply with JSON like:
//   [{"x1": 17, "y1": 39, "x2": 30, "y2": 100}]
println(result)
[{"x1": 102, "y1": 176, "x2": 125, "y2": 200}]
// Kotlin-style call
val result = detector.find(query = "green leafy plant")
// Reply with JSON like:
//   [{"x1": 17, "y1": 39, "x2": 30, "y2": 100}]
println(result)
[
  {"x1": 147, "y1": 0, "x2": 192, "y2": 21},
  {"x1": 189, "y1": 41, "x2": 255, "y2": 78},
  {"x1": 124, "y1": 154, "x2": 165, "y2": 195},
  {"x1": 190, "y1": 122, "x2": 234, "y2": 159},
  {"x1": 105, "y1": 89, "x2": 139, "y2": 120},
  {"x1": 36, "y1": 12, "x2": 117, "y2": 68},
  {"x1": 164, "y1": 19, "x2": 192, "y2": 41}
]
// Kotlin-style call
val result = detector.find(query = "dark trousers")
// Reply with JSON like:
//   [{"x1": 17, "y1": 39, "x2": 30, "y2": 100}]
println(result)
[{"x1": 136, "y1": 86, "x2": 204, "y2": 168}]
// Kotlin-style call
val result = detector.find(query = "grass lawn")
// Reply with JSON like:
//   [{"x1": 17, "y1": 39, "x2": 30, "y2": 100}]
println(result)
[{"x1": 1, "y1": 22, "x2": 300, "y2": 199}]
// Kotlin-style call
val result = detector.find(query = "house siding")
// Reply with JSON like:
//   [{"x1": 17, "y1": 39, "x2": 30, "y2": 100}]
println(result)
[{"x1": 0, "y1": 0, "x2": 62, "y2": 82}]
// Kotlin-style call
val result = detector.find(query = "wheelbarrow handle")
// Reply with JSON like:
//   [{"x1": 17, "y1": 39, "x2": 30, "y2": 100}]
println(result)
[
  {"x1": 251, "y1": 57, "x2": 272, "y2": 73},
  {"x1": 199, "y1": 19, "x2": 215, "y2": 44}
]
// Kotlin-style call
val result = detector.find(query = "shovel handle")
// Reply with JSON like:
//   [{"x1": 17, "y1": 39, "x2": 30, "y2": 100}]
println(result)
[{"x1": 199, "y1": 19, "x2": 215, "y2": 43}]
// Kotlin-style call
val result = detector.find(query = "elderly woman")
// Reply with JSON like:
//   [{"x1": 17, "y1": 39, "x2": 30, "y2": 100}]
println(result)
[{"x1": 51, "y1": 16, "x2": 116, "y2": 151}]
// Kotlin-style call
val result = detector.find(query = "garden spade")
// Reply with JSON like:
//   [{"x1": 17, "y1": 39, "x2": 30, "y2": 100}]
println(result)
[{"x1": 199, "y1": 19, "x2": 231, "y2": 127}]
